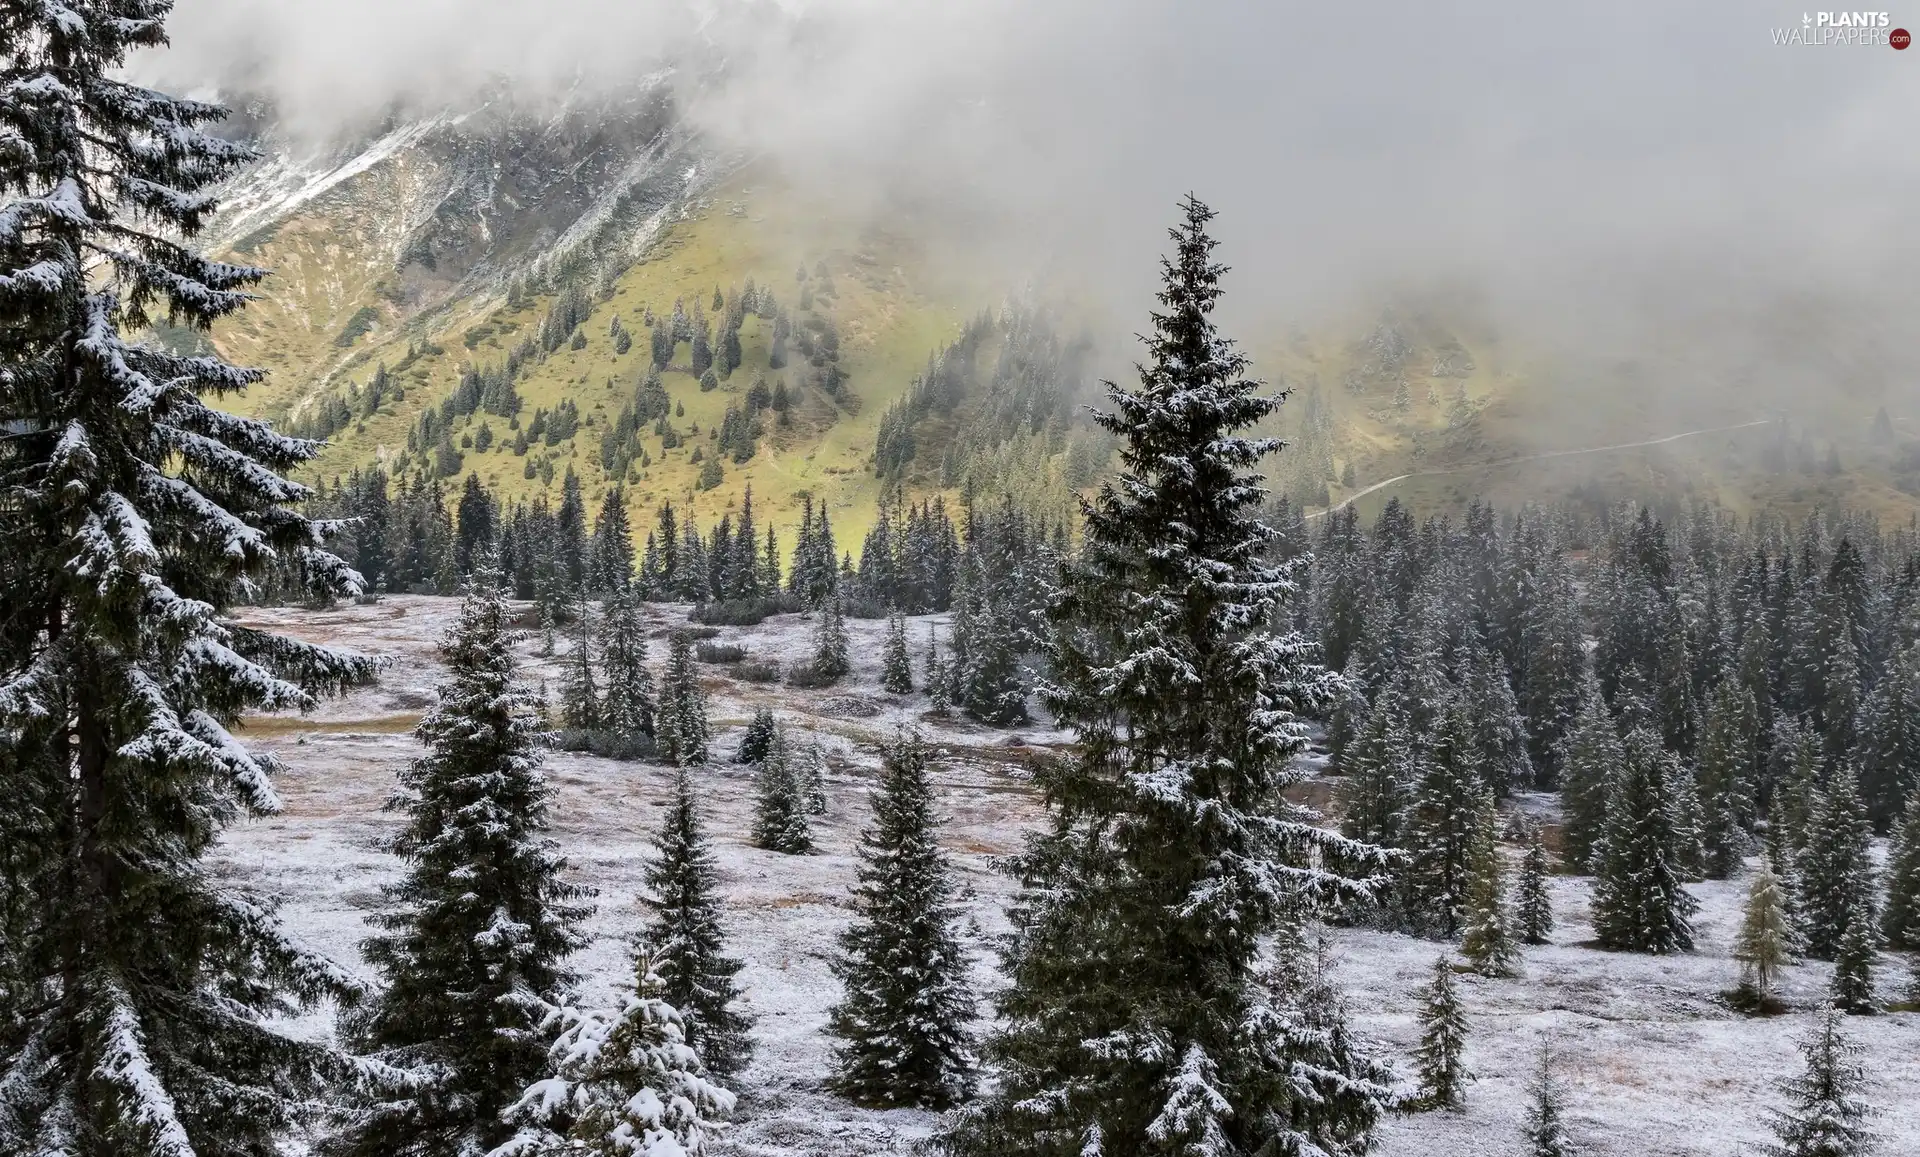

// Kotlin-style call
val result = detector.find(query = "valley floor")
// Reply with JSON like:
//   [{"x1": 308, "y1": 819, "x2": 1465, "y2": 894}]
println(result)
[{"x1": 221, "y1": 596, "x2": 1919, "y2": 1157}]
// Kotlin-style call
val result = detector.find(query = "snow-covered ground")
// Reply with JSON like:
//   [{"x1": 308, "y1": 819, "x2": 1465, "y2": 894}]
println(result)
[{"x1": 220, "y1": 596, "x2": 1920, "y2": 1157}]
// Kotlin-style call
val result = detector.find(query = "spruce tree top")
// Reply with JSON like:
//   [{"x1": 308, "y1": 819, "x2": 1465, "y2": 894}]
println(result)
[{"x1": 1048, "y1": 195, "x2": 1346, "y2": 830}]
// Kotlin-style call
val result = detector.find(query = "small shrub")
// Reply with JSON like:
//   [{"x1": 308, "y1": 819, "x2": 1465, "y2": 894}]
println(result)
[
  {"x1": 786, "y1": 662, "x2": 841, "y2": 690},
  {"x1": 696, "y1": 642, "x2": 747, "y2": 664},
  {"x1": 660, "y1": 624, "x2": 722, "y2": 641},
  {"x1": 554, "y1": 729, "x2": 658, "y2": 761},
  {"x1": 736, "y1": 659, "x2": 782, "y2": 684},
  {"x1": 837, "y1": 593, "x2": 890, "y2": 620},
  {"x1": 690, "y1": 593, "x2": 804, "y2": 626}
]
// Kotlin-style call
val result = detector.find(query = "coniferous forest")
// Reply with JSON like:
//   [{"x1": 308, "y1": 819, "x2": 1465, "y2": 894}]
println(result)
[{"x1": 3, "y1": 6, "x2": 1918, "y2": 1157}]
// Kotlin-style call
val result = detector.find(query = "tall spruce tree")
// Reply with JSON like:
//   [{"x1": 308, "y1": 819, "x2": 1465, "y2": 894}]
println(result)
[
  {"x1": 1736, "y1": 865, "x2": 1793, "y2": 1007},
  {"x1": 1760, "y1": 1006, "x2": 1877, "y2": 1157},
  {"x1": 0, "y1": 12, "x2": 383, "y2": 1152},
  {"x1": 1337, "y1": 686, "x2": 1416, "y2": 850},
  {"x1": 733, "y1": 706, "x2": 777, "y2": 765},
  {"x1": 1799, "y1": 765, "x2": 1875, "y2": 961},
  {"x1": 1516, "y1": 823, "x2": 1555, "y2": 946},
  {"x1": 828, "y1": 732, "x2": 977, "y2": 1108},
  {"x1": 339, "y1": 572, "x2": 589, "y2": 1157},
  {"x1": 1558, "y1": 675, "x2": 1624, "y2": 871},
  {"x1": 598, "y1": 587, "x2": 655, "y2": 743},
  {"x1": 1830, "y1": 909, "x2": 1881, "y2": 1015},
  {"x1": 949, "y1": 557, "x2": 1031, "y2": 726},
  {"x1": 559, "y1": 589, "x2": 601, "y2": 733},
  {"x1": 1696, "y1": 680, "x2": 1760, "y2": 879},
  {"x1": 1861, "y1": 643, "x2": 1920, "y2": 831},
  {"x1": 642, "y1": 769, "x2": 754, "y2": 1077},
  {"x1": 812, "y1": 595, "x2": 851, "y2": 683},
  {"x1": 1591, "y1": 728, "x2": 1698, "y2": 953},
  {"x1": 752, "y1": 724, "x2": 813, "y2": 855},
  {"x1": 1881, "y1": 793, "x2": 1920, "y2": 952},
  {"x1": 1772, "y1": 714, "x2": 1822, "y2": 848},
  {"x1": 1460, "y1": 795, "x2": 1521, "y2": 977},
  {"x1": 1461, "y1": 634, "x2": 1532, "y2": 793},
  {"x1": 1404, "y1": 700, "x2": 1488, "y2": 938},
  {"x1": 1523, "y1": 1039, "x2": 1576, "y2": 1157},
  {"x1": 881, "y1": 611, "x2": 915, "y2": 694},
  {"x1": 1415, "y1": 954, "x2": 1470, "y2": 1111},
  {"x1": 655, "y1": 632, "x2": 710, "y2": 766},
  {"x1": 589, "y1": 484, "x2": 634, "y2": 594},
  {"x1": 924, "y1": 623, "x2": 950, "y2": 714},
  {"x1": 942, "y1": 198, "x2": 1385, "y2": 1157}
]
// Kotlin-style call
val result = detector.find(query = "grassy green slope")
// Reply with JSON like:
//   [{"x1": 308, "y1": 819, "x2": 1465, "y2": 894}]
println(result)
[{"x1": 212, "y1": 170, "x2": 993, "y2": 545}]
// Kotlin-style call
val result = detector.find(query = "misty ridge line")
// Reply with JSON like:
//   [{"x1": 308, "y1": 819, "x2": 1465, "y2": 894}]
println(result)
[
  {"x1": 1304, "y1": 419, "x2": 1777, "y2": 520},
  {"x1": 142, "y1": 0, "x2": 1920, "y2": 431}
]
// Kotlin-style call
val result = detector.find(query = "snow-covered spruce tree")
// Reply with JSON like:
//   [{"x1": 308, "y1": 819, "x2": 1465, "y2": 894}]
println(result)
[
  {"x1": 1759, "y1": 1006, "x2": 1877, "y2": 1157},
  {"x1": 1557, "y1": 674, "x2": 1622, "y2": 872},
  {"x1": 1696, "y1": 680, "x2": 1759, "y2": 879},
  {"x1": 953, "y1": 563, "x2": 1030, "y2": 726},
  {"x1": 1764, "y1": 802, "x2": 1811, "y2": 956},
  {"x1": 1414, "y1": 953, "x2": 1470, "y2": 1111},
  {"x1": 881, "y1": 610, "x2": 915, "y2": 694},
  {"x1": 752, "y1": 725, "x2": 812, "y2": 854},
  {"x1": 655, "y1": 631, "x2": 710, "y2": 766},
  {"x1": 1404, "y1": 700, "x2": 1487, "y2": 938},
  {"x1": 1860, "y1": 642, "x2": 1920, "y2": 831},
  {"x1": 0, "y1": 11, "x2": 382, "y2": 1152},
  {"x1": 733, "y1": 706, "x2": 776, "y2": 765},
  {"x1": 559, "y1": 589, "x2": 601, "y2": 733},
  {"x1": 1337, "y1": 685, "x2": 1416, "y2": 849},
  {"x1": 338, "y1": 571, "x2": 590, "y2": 1157},
  {"x1": 1830, "y1": 909, "x2": 1881, "y2": 1015},
  {"x1": 1515, "y1": 823, "x2": 1555, "y2": 946},
  {"x1": 1667, "y1": 758, "x2": 1707, "y2": 882},
  {"x1": 1736, "y1": 864, "x2": 1793, "y2": 1007},
  {"x1": 1800, "y1": 764, "x2": 1876, "y2": 961},
  {"x1": 812, "y1": 594, "x2": 851, "y2": 683},
  {"x1": 924, "y1": 623, "x2": 951, "y2": 715},
  {"x1": 827, "y1": 731, "x2": 977, "y2": 1108},
  {"x1": 494, "y1": 957, "x2": 732, "y2": 1157},
  {"x1": 797, "y1": 734, "x2": 828, "y2": 815},
  {"x1": 1460, "y1": 796, "x2": 1521, "y2": 978},
  {"x1": 599, "y1": 586, "x2": 655, "y2": 743},
  {"x1": 941, "y1": 198, "x2": 1387, "y2": 1157},
  {"x1": 1882, "y1": 793, "x2": 1920, "y2": 952},
  {"x1": 1591, "y1": 727, "x2": 1698, "y2": 954},
  {"x1": 1524, "y1": 1039, "x2": 1576, "y2": 1157},
  {"x1": 1773, "y1": 717, "x2": 1823, "y2": 854},
  {"x1": 588, "y1": 484, "x2": 634, "y2": 596},
  {"x1": 642, "y1": 768, "x2": 754, "y2": 1078},
  {"x1": 1461, "y1": 633, "x2": 1532, "y2": 793},
  {"x1": 1255, "y1": 923, "x2": 1397, "y2": 1153}
]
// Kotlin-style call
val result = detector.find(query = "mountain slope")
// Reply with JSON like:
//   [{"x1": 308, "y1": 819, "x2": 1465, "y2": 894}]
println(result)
[{"x1": 198, "y1": 94, "x2": 1920, "y2": 538}]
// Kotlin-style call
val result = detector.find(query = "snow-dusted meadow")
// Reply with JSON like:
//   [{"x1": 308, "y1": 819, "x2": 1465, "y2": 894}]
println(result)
[{"x1": 221, "y1": 596, "x2": 1919, "y2": 1157}]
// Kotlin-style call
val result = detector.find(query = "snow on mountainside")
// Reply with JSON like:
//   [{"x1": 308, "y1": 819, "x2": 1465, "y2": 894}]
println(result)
[{"x1": 210, "y1": 80, "x2": 717, "y2": 321}]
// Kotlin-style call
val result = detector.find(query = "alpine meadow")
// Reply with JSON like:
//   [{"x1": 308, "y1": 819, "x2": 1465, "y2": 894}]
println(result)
[{"x1": 3, "y1": 3, "x2": 1919, "y2": 1157}]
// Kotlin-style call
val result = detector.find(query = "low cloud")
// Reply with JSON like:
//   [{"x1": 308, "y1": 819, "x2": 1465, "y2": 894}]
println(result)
[{"x1": 143, "y1": 0, "x2": 1920, "y2": 422}]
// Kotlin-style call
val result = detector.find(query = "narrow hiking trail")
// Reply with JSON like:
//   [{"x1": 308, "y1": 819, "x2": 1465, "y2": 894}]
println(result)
[{"x1": 1306, "y1": 418, "x2": 1775, "y2": 519}]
